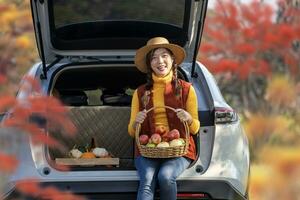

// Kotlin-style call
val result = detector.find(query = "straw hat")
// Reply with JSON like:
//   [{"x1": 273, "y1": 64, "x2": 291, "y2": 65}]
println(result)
[{"x1": 134, "y1": 37, "x2": 186, "y2": 73}]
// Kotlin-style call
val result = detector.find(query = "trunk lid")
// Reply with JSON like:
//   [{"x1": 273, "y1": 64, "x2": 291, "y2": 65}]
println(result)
[{"x1": 31, "y1": 0, "x2": 207, "y2": 76}]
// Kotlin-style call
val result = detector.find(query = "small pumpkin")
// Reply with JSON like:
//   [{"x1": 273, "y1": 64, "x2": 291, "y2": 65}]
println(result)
[{"x1": 81, "y1": 152, "x2": 96, "y2": 159}]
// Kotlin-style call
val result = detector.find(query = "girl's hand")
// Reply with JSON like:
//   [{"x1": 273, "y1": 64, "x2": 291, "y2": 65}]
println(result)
[
  {"x1": 175, "y1": 109, "x2": 193, "y2": 125},
  {"x1": 135, "y1": 109, "x2": 147, "y2": 124},
  {"x1": 133, "y1": 109, "x2": 147, "y2": 130}
]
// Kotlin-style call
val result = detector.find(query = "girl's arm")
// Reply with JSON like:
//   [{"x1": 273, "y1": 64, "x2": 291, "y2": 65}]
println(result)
[
  {"x1": 186, "y1": 86, "x2": 200, "y2": 134},
  {"x1": 128, "y1": 90, "x2": 139, "y2": 137}
]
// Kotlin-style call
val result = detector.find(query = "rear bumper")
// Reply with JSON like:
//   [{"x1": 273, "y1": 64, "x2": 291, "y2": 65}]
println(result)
[{"x1": 4, "y1": 180, "x2": 247, "y2": 200}]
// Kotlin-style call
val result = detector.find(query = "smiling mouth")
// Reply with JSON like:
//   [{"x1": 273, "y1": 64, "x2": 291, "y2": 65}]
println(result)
[{"x1": 157, "y1": 66, "x2": 166, "y2": 71}]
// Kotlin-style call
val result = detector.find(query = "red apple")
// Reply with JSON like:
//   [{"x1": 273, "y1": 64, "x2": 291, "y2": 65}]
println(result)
[
  {"x1": 155, "y1": 125, "x2": 167, "y2": 135},
  {"x1": 139, "y1": 134, "x2": 149, "y2": 145},
  {"x1": 151, "y1": 133, "x2": 162, "y2": 144},
  {"x1": 167, "y1": 129, "x2": 180, "y2": 140},
  {"x1": 166, "y1": 131, "x2": 175, "y2": 140}
]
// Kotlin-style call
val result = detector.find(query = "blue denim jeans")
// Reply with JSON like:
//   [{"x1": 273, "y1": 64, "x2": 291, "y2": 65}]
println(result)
[{"x1": 135, "y1": 156, "x2": 191, "y2": 200}]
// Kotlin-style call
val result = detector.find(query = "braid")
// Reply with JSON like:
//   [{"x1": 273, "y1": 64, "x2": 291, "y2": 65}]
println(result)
[
  {"x1": 145, "y1": 70, "x2": 153, "y2": 90},
  {"x1": 172, "y1": 62, "x2": 182, "y2": 99}
]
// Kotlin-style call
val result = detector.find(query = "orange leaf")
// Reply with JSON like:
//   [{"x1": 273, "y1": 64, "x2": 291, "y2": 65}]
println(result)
[
  {"x1": 0, "y1": 153, "x2": 18, "y2": 173},
  {"x1": 0, "y1": 74, "x2": 7, "y2": 84},
  {"x1": 42, "y1": 186, "x2": 61, "y2": 198},
  {"x1": 16, "y1": 180, "x2": 40, "y2": 195},
  {"x1": 19, "y1": 123, "x2": 45, "y2": 136},
  {"x1": 31, "y1": 133, "x2": 66, "y2": 152},
  {"x1": 17, "y1": 181, "x2": 86, "y2": 200},
  {"x1": 0, "y1": 95, "x2": 16, "y2": 113}
]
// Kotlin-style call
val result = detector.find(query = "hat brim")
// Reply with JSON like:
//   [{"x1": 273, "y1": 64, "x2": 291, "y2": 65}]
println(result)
[{"x1": 134, "y1": 43, "x2": 186, "y2": 73}]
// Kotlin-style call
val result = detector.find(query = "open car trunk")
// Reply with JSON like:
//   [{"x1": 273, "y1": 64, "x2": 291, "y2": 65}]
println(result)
[{"x1": 46, "y1": 63, "x2": 212, "y2": 171}]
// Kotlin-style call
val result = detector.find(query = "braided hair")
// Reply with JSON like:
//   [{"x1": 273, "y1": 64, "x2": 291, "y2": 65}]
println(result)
[{"x1": 144, "y1": 48, "x2": 182, "y2": 98}]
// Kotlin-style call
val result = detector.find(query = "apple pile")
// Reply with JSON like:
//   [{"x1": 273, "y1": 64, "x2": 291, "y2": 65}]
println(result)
[{"x1": 139, "y1": 126, "x2": 185, "y2": 148}]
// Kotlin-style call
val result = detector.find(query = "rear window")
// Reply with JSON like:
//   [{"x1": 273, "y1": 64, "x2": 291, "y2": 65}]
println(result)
[
  {"x1": 52, "y1": 0, "x2": 185, "y2": 29},
  {"x1": 48, "y1": 0, "x2": 191, "y2": 50}
]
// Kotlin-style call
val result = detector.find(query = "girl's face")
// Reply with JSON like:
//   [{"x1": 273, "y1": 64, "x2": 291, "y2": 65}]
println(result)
[{"x1": 150, "y1": 48, "x2": 174, "y2": 77}]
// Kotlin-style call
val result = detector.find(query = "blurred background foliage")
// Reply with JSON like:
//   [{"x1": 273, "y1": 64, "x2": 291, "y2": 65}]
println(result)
[
  {"x1": 0, "y1": 0, "x2": 299, "y2": 199},
  {"x1": 0, "y1": 0, "x2": 37, "y2": 95},
  {"x1": 200, "y1": 0, "x2": 300, "y2": 199}
]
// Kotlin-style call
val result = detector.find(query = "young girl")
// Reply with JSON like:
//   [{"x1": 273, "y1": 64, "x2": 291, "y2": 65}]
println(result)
[{"x1": 128, "y1": 37, "x2": 200, "y2": 200}]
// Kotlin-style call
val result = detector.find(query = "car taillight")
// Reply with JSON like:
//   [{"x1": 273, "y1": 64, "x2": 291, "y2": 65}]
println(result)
[
  {"x1": 215, "y1": 107, "x2": 238, "y2": 124},
  {"x1": 177, "y1": 193, "x2": 210, "y2": 199}
]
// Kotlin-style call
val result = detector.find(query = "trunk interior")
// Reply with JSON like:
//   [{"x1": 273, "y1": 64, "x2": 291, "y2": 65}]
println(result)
[
  {"x1": 48, "y1": 64, "x2": 145, "y2": 170},
  {"x1": 50, "y1": 105, "x2": 135, "y2": 169},
  {"x1": 46, "y1": 64, "x2": 212, "y2": 171}
]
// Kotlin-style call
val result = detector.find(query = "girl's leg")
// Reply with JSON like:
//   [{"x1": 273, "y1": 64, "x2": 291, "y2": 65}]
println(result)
[
  {"x1": 157, "y1": 157, "x2": 191, "y2": 200},
  {"x1": 135, "y1": 156, "x2": 160, "y2": 200}
]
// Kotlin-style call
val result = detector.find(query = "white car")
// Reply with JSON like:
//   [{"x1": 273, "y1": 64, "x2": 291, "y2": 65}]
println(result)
[{"x1": 1, "y1": 0, "x2": 249, "y2": 199}]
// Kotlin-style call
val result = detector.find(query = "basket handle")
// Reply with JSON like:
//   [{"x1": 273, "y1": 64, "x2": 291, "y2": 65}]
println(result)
[
  {"x1": 135, "y1": 106, "x2": 190, "y2": 145},
  {"x1": 145, "y1": 105, "x2": 176, "y2": 114}
]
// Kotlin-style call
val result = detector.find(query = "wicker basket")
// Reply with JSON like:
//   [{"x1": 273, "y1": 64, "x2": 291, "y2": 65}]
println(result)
[{"x1": 135, "y1": 106, "x2": 190, "y2": 158}]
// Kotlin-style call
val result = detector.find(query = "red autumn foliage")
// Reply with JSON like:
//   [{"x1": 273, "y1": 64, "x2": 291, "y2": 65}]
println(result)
[
  {"x1": 200, "y1": 0, "x2": 300, "y2": 80},
  {"x1": 0, "y1": 95, "x2": 16, "y2": 113},
  {"x1": 214, "y1": 59, "x2": 239, "y2": 73},
  {"x1": 0, "y1": 152, "x2": 18, "y2": 173},
  {"x1": 0, "y1": 74, "x2": 7, "y2": 84},
  {"x1": 232, "y1": 43, "x2": 256, "y2": 55},
  {"x1": 2, "y1": 76, "x2": 76, "y2": 135},
  {"x1": 31, "y1": 132, "x2": 66, "y2": 150},
  {"x1": 200, "y1": 43, "x2": 221, "y2": 54},
  {"x1": 16, "y1": 180, "x2": 86, "y2": 200},
  {"x1": 0, "y1": 1, "x2": 96, "y2": 200},
  {"x1": 0, "y1": 76, "x2": 77, "y2": 167},
  {"x1": 16, "y1": 180, "x2": 40, "y2": 194},
  {"x1": 0, "y1": 76, "x2": 78, "y2": 195}
]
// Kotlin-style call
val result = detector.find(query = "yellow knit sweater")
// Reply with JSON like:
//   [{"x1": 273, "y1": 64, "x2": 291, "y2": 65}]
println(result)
[{"x1": 128, "y1": 72, "x2": 200, "y2": 137}]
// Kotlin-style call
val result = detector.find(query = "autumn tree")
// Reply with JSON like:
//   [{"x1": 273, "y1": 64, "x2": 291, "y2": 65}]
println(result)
[
  {"x1": 0, "y1": 0, "x2": 37, "y2": 94},
  {"x1": 199, "y1": 0, "x2": 300, "y2": 113},
  {"x1": 200, "y1": 2, "x2": 300, "y2": 199},
  {"x1": 0, "y1": 1, "x2": 85, "y2": 198}
]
